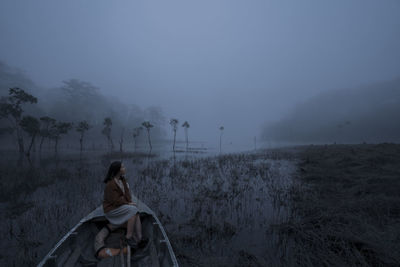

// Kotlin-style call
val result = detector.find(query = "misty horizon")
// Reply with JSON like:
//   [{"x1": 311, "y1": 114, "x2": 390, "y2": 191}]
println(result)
[{"x1": 1, "y1": 0, "x2": 400, "y2": 149}]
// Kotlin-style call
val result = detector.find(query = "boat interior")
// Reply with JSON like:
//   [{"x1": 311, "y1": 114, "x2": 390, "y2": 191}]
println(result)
[{"x1": 42, "y1": 212, "x2": 175, "y2": 267}]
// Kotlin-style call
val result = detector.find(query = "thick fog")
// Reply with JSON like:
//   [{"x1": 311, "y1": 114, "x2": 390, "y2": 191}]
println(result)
[
  {"x1": 261, "y1": 78, "x2": 400, "y2": 144},
  {"x1": 1, "y1": 0, "x2": 400, "y2": 150}
]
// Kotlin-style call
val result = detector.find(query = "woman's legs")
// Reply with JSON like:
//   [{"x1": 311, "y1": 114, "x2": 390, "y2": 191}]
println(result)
[
  {"x1": 134, "y1": 214, "x2": 142, "y2": 241},
  {"x1": 125, "y1": 213, "x2": 148, "y2": 248},
  {"x1": 126, "y1": 213, "x2": 142, "y2": 241},
  {"x1": 125, "y1": 214, "x2": 137, "y2": 240}
]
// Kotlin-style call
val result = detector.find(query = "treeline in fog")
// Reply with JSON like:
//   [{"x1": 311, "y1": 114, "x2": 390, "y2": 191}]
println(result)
[
  {"x1": 0, "y1": 61, "x2": 167, "y2": 155},
  {"x1": 262, "y1": 78, "x2": 400, "y2": 144}
]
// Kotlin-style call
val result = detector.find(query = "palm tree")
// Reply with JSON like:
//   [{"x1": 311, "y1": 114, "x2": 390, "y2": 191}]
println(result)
[
  {"x1": 169, "y1": 118, "x2": 179, "y2": 152},
  {"x1": 102, "y1": 117, "x2": 114, "y2": 151},
  {"x1": 132, "y1": 127, "x2": 143, "y2": 152},
  {"x1": 142, "y1": 121, "x2": 154, "y2": 152},
  {"x1": 76, "y1": 120, "x2": 91, "y2": 153},
  {"x1": 219, "y1": 126, "x2": 224, "y2": 154},
  {"x1": 118, "y1": 127, "x2": 125, "y2": 153},
  {"x1": 182, "y1": 121, "x2": 190, "y2": 152}
]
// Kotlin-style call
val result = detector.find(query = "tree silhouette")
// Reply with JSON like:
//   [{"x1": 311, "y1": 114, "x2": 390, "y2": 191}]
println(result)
[
  {"x1": 50, "y1": 121, "x2": 73, "y2": 154},
  {"x1": 219, "y1": 126, "x2": 224, "y2": 154},
  {"x1": 118, "y1": 127, "x2": 125, "y2": 153},
  {"x1": 0, "y1": 88, "x2": 37, "y2": 153},
  {"x1": 102, "y1": 117, "x2": 114, "y2": 151},
  {"x1": 20, "y1": 115, "x2": 40, "y2": 157},
  {"x1": 76, "y1": 120, "x2": 91, "y2": 153},
  {"x1": 39, "y1": 116, "x2": 56, "y2": 153},
  {"x1": 169, "y1": 118, "x2": 179, "y2": 153},
  {"x1": 142, "y1": 121, "x2": 154, "y2": 152},
  {"x1": 132, "y1": 127, "x2": 143, "y2": 152},
  {"x1": 182, "y1": 121, "x2": 190, "y2": 152}
]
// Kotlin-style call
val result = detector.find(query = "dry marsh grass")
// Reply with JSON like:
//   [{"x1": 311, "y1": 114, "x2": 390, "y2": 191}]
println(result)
[
  {"x1": 0, "y1": 151, "x2": 295, "y2": 266},
  {"x1": 3, "y1": 145, "x2": 399, "y2": 266},
  {"x1": 277, "y1": 144, "x2": 400, "y2": 267}
]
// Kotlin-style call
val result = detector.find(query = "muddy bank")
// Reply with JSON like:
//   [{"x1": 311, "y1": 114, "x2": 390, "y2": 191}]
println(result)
[{"x1": 277, "y1": 144, "x2": 400, "y2": 267}]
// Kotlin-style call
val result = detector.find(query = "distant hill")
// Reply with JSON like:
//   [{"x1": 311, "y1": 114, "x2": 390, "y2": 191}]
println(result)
[{"x1": 261, "y1": 78, "x2": 400, "y2": 144}]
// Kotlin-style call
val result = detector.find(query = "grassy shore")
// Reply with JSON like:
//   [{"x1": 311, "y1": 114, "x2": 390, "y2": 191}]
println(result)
[{"x1": 276, "y1": 144, "x2": 400, "y2": 267}]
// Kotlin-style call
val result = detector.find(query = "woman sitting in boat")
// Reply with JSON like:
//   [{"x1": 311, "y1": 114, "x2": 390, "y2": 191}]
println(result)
[{"x1": 103, "y1": 161, "x2": 148, "y2": 249}]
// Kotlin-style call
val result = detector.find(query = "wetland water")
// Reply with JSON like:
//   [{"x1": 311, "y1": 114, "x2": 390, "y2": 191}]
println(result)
[
  {"x1": 126, "y1": 151, "x2": 297, "y2": 265},
  {"x1": 0, "y1": 149, "x2": 297, "y2": 266}
]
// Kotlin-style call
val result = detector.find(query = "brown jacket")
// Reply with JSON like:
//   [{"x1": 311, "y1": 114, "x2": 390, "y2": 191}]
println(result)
[{"x1": 103, "y1": 177, "x2": 133, "y2": 213}]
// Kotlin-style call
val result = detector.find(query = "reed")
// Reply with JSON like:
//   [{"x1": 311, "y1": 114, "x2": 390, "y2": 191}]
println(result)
[{"x1": 275, "y1": 144, "x2": 400, "y2": 267}]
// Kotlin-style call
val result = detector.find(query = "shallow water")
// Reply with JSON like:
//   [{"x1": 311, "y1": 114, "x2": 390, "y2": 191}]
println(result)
[
  {"x1": 126, "y1": 152, "x2": 297, "y2": 265},
  {"x1": 0, "y1": 148, "x2": 297, "y2": 266}
]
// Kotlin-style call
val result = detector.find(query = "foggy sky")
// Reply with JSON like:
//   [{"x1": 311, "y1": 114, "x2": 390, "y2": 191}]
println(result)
[{"x1": 1, "y1": 0, "x2": 400, "y2": 150}]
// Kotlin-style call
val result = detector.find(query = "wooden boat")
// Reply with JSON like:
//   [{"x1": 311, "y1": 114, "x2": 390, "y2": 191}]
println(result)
[{"x1": 38, "y1": 196, "x2": 179, "y2": 267}]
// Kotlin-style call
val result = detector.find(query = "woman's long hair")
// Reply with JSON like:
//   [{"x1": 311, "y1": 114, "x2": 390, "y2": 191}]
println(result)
[{"x1": 104, "y1": 161, "x2": 122, "y2": 183}]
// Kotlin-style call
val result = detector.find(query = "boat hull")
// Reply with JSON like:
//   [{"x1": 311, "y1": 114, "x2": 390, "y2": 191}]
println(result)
[{"x1": 38, "y1": 197, "x2": 178, "y2": 267}]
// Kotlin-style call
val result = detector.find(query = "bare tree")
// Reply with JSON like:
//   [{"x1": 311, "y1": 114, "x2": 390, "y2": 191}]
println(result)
[
  {"x1": 76, "y1": 120, "x2": 91, "y2": 153},
  {"x1": 0, "y1": 88, "x2": 37, "y2": 154},
  {"x1": 169, "y1": 118, "x2": 179, "y2": 152},
  {"x1": 20, "y1": 115, "x2": 40, "y2": 157},
  {"x1": 102, "y1": 117, "x2": 114, "y2": 151},
  {"x1": 39, "y1": 116, "x2": 56, "y2": 153},
  {"x1": 219, "y1": 126, "x2": 224, "y2": 154},
  {"x1": 132, "y1": 127, "x2": 143, "y2": 152},
  {"x1": 142, "y1": 121, "x2": 154, "y2": 152},
  {"x1": 182, "y1": 121, "x2": 190, "y2": 152}
]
